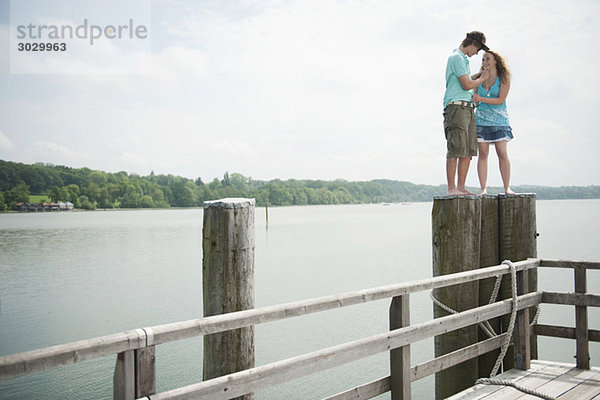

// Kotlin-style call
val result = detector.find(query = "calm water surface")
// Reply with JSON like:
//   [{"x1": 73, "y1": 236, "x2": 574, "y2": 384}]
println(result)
[{"x1": 0, "y1": 200, "x2": 599, "y2": 399}]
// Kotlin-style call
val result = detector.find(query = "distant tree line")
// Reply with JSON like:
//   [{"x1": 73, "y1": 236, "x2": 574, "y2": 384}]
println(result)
[{"x1": 1, "y1": 160, "x2": 599, "y2": 211}]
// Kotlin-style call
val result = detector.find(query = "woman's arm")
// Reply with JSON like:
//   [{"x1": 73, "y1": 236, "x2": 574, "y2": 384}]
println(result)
[{"x1": 473, "y1": 79, "x2": 511, "y2": 105}]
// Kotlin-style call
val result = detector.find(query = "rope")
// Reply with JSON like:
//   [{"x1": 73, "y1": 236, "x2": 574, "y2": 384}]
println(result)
[
  {"x1": 490, "y1": 260, "x2": 517, "y2": 377},
  {"x1": 475, "y1": 378, "x2": 556, "y2": 400},
  {"x1": 431, "y1": 260, "x2": 550, "y2": 399}
]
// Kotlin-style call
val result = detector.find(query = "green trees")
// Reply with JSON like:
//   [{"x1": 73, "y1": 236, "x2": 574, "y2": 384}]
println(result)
[
  {"x1": 2, "y1": 159, "x2": 600, "y2": 212},
  {"x1": 4, "y1": 183, "x2": 30, "y2": 209},
  {"x1": 0, "y1": 192, "x2": 6, "y2": 211}
]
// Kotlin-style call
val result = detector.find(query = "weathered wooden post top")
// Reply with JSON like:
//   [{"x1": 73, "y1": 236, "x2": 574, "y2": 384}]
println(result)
[{"x1": 202, "y1": 198, "x2": 256, "y2": 400}]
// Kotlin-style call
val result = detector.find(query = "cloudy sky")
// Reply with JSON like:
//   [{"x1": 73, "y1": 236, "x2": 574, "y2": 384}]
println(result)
[{"x1": 0, "y1": 0, "x2": 599, "y2": 187}]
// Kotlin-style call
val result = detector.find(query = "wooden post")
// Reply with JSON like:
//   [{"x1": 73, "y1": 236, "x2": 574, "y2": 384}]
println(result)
[
  {"x1": 135, "y1": 346, "x2": 156, "y2": 397},
  {"x1": 203, "y1": 198, "x2": 255, "y2": 400},
  {"x1": 575, "y1": 267, "x2": 590, "y2": 369},
  {"x1": 477, "y1": 196, "x2": 501, "y2": 378},
  {"x1": 265, "y1": 202, "x2": 269, "y2": 229},
  {"x1": 498, "y1": 194, "x2": 538, "y2": 369},
  {"x1": 113, "y1": 335, "x2": 155, "y2": 399},
  {"x1": 390, "y1": 295, "x2": 410, "y2": 400},
  {"x1": 432, "y1": 196, "x2": 481, "y2": 400},
  {"x1": 513, "y1": 270, "x2": 531, "y2": 370},
  {"x1": 114, "y1": 350, "x2": 135, "y2": 400}
]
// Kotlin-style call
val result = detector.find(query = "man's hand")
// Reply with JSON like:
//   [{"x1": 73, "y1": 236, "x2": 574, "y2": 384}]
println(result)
[{"x1": 480, "y1": 69, "x2": 490, "y2": 81}]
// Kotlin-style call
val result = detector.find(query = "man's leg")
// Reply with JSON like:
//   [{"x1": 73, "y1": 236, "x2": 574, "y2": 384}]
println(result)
[
  {"x1": 446, "y1": 157, "x2": 459, "y2": 195},
  {"x1": 457, "y1": 157, "x2": 475, "y2": 195}
]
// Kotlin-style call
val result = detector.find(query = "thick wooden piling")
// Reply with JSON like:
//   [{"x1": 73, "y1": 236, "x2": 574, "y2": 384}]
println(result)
[
  {"x1": 477, "y1": 196, "x2": 501, "y2": 378},
  {"x1": 498, "y1": 194, "x2": 538, "y2": 368},
  {"x1": 432, "y1": 196, "x2": 481, "y2": 400},
  {"x1": 203, "y1": 198, "x2": 255, "y2": 400}
]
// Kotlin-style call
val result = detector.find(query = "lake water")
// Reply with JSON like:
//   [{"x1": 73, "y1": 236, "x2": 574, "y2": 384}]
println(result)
[{"x1": 0, "y1": 200, "x2": 599, "y2": 399}]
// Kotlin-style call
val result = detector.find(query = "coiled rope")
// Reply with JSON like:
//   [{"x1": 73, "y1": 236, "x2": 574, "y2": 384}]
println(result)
[{"x1": 430, "y1": 260, "x2": 553, "y2": 399}]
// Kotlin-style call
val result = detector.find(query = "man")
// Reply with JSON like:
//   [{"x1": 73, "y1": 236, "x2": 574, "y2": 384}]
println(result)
[{"x1": 443, "y1": 31, "x2": 490, "y2": 195}]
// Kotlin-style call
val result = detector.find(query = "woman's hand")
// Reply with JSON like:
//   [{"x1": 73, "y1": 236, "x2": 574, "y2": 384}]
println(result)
[{"x1": 473, "y1": 93, "x2": 482, "y2": 103}]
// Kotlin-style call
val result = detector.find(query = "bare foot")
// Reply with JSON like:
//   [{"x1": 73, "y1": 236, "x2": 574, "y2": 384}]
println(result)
[
  {"x1": 505, "y1": 188, "x2": 516, "y2": 195},
  {"x1": 447, "y1": 188, "x2": 463, "y2": 196},
  {"x1": 481, "y1": 188, "x2": 488, "y2": 195},
  {"x1": 459, "y1": 188, "x2": 477, "y2": 195}
]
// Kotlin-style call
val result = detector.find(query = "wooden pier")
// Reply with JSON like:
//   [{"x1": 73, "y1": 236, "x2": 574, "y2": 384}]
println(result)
[
  {"x1": 0, "y1": 258, "x2": 598, "y2": 399},
  {"x1": 0, "y1": 198, "x2": 598, "y2": 399}
]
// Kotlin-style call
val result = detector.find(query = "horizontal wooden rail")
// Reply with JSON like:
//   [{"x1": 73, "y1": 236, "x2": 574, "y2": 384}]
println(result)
[
  {"x1": 539, "y1": 259, "x2": 600, "y2": 270},
  {"x1": 146, "y1": 293, "x2": 541, "y2": 400},
  {"x1": 542, "y1": 292, "x2": 600, "y2": 307},
  {"x1": 534, "y1": 325, "x2": 600, "y2": 342},
  {"x1": 323, "y1": 334, "x2": 510, "y2": 400},
  {"x1": 0, "y1": 259, "x2": 539, "y2": 380}
]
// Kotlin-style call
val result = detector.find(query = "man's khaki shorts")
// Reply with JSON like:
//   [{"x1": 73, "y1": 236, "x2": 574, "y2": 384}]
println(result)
[{"x1": 443, "y1": 104, "x2": 477, "y2": 159}]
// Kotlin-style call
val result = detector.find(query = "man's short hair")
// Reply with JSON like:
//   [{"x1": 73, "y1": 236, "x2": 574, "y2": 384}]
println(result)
[{"x1": 461, "y1": 31, "x2": 488, "y2": 51}]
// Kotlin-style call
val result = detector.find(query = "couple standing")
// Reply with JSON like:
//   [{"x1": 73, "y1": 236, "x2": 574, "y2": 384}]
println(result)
[{"x1": 443, "y1": 31, "x2": 515, "y2": 196}]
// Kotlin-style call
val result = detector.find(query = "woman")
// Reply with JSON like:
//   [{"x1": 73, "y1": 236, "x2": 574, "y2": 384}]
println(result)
[{"x1": 473, "y1": 51, "x2": 515, "y2": 195}]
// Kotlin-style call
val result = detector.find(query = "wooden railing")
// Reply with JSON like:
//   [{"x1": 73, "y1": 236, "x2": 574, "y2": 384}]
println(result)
[{"x1": 1, "y1": 258, "x2": 598, "y2": 400}]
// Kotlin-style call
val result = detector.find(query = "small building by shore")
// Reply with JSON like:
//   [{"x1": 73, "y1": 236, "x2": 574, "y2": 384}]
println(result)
[{"x1": 17, "y1": 202, "x2": 74, "y2": 212}]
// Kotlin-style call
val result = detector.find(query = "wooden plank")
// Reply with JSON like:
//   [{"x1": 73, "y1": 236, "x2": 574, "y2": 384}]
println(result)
[
  {"x1": 542, "y1": 292, "x2": 600, "y2": 307},
  {"x1": 0, "y1": 261, "x2": 540, "y2": 381},
  {"x1": 575, "y1": 268, "x2": 590, "y2": 369},
  {"x1": 412, "y1": 334, "x2": 508, "y2": 382},
  {"x1": 522, "y1": 365, "x2": 593, "y2": 399},
  {"x1": 322, "y1": 377, "x2": 390, "y2": 400},
  {"x1": 147, "y1": 293, "x2": 541, "y2": 400},
  {"x1": 389, "y1": 295, "x2": 410, "y2": 400},
  {"x1": 539, "y1": 260, "x2": 600, "y2": 270},
  {"x1": 0, "y1": 329, "x2": 147, "y2": 379},
  {"x1": 473, "y1": 363, "x2": 573, "y2": 400},
  {"x1": 534, "y1": 325, "x2": 600, "y2": 342},
  {"x1": 445, "y1": 363, "x2": 547, "y2": 400},
  {"x1": 557, "y1": 371, "x2": 600, "y2": 399}
]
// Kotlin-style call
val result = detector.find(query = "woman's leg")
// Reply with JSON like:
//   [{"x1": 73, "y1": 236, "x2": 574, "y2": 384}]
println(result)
[
  {"x1": 477, "y1": 142, "x2": 490, "y2": 194},
  {"x1": 495, "y1": 140, "x2": 515, "y2": 194}
]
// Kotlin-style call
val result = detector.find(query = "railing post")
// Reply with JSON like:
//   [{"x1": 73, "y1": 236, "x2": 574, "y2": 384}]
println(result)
[
  {"x1": 513, "y1": 270, "x2": 530, "y2": 370},
  {"x1": 114, "y1": 350, "x2": 135, "y2": 400},
  {"x1": 575, "y1": 267, "x2": 590, "y2": 369},
  {"x1": 135, "y1": 346, "x2": 156, "y2": 397},
  {"x1": 390, "y1": 294, "x2": 410, "y2": 400},
  {"x1": 203, "y1": 198, "x2": 255, "y2": 400}
]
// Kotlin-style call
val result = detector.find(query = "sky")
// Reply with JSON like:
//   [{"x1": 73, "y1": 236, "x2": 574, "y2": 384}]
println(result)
[{"x1": 0, "y1": 0, "x2": 599, "y2": 187}]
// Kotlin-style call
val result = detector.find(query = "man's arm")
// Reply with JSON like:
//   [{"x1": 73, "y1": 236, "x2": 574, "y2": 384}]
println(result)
[{"x1": 458, "y1": 70, "x2": 489, "y2": 91}]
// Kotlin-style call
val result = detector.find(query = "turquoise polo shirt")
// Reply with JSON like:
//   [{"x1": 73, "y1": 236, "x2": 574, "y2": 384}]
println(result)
[{"x1": 443, "y1": 49, "x2": 473, "y2": 108}]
